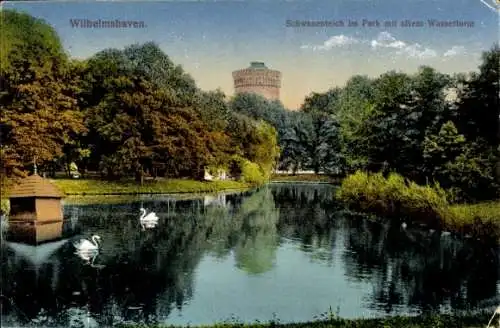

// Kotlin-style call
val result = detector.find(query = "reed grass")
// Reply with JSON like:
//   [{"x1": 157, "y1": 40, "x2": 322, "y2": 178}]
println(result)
[{"x1": 336, "y1": 170, "x2": 500, "y2": 240}]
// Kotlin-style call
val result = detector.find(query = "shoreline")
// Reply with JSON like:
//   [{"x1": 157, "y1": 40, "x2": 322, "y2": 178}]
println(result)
[
  {"x1": 61, "y1": 189, "x2": 253, "y2": 205},
  {"x1": 50, "y1": 178, "x2": 254, "y2": 196},
  {"x1": 269, "y1": 181, "x2": 333, "y2": 184},
  {"x1": 113, "y1": 311, "x2": 495, "y2": 328}
]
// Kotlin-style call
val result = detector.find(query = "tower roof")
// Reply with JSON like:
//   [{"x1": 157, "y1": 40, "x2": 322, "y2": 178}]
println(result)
[
  {"x1": 249, "y1": 62, "x2": 268, "y2": 69},
  {"x1": 8, "y1": 174, "x2": 65, "y2": 198}
]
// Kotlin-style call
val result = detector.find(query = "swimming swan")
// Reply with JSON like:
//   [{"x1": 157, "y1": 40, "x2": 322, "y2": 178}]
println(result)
[
  {"x1": 140, "y1": 208, "x2": 159, "y2": 221},
  {"x1": 73, "y1": 235, "x2": 101, "y2": 252},
  {"x1": 139, "y1": 208, "x2": 159, "y2": 227},
  {"x1": 139, "y1": 208, "x2": 159, "y2": 230}
]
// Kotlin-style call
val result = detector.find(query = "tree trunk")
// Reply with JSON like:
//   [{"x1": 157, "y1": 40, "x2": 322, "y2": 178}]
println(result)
[
  {"x1": 65, "y1": 162, "x2": 71, "y2": 178},
  {"x1": 496, "y1": 159, "x2": 500, "y2": 184},
  {"x1": 135, "y1": 168, "x2": 144, "y2": 185}
]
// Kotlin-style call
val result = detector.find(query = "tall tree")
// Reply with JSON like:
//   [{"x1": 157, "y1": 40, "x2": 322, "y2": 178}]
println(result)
[
  {"x1": 362, "y1": 71, "x2": 417, "y2": 175},
  {"x1": 0, "y1": 9, "x2": 86, "y2": 177},
  {"x1": 455, "y1": 44, "x2": 500, "y2": 148},
  {"x1": 299, "y1": 89, "x2": 342, "y2": 174},
  {"x1": 337, "y1": 75, "x2": 377, "y2": 172}
]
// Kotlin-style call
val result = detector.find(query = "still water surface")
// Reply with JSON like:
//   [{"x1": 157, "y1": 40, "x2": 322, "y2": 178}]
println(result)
[{"x1": 1, "y1": 183, "x2": 499, "y2": 327}]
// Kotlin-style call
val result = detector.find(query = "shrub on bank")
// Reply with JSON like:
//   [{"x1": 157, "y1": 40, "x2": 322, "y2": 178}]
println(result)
[
  {"x1": 335, "y1": 171, "x2": 449, "y2": 227},
  {"x1": 0, "y1": 198, "x2": 9, "y2": 216},
  {"x1": 1, "y1": 177, "x2": 12, "y2": 215},
  {"x1": 335, "y1": 171, "x2": 500, "y2": 239},
  {"x1": 447, "y1": 202, "x2": 500, "y2": 239},
  {"x1": 230, "y1": 156, "x2": 268, "y2": 186},
  {"x1": 240, "y1": 160, "x2": 267, "y2": 185}
]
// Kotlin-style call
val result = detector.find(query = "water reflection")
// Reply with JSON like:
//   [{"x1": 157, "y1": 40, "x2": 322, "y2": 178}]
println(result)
[{"x1": 0, "y1": 184, "x2": 498, "y2": 327}]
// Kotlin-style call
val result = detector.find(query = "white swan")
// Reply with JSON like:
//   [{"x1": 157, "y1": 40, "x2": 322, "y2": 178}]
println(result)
[
  {"x1": 139, "y1": 208, "x2": 159, "y2": 229},
  {"x1": 140, "y1": 208, "x2": 158, "y2": 221},
  {"x1": 73, "y1": 235, "x2": 101, "y2": 252}
]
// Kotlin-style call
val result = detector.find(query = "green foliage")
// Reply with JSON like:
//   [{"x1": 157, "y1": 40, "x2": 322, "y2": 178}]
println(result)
[
  {"x1": 251, "y1": 121, "x2": 280, "y2": 179},
  {"x1": 297, "y1": 91, "x2": 343, "y2": 174},
  {"x1": 0, "y1": 198, "x2": 9, "y2": 216},
  {"x1": 336, "y1": 171, "x2": 500, "y2": 240},
  {"x1": 423, "y1": 121, "x2": 498, "y2": 202},
  {"x1": 194, "y1": 89, "x2": 231, "y2": 131},
  {"x1": 331, "y1": 48, "x2": 499, "y2": 201},
  {"x1": 0, "y1": 11, "x2": 278, "y2": 187},
  {"x1": 455, "y1": 44, "x2": 499, "y2": 148},
  {"x1": 336, "y1": 171, "x2": 449, "y2": 226},
  {"x1": 231, "y1": 156, "x2": 267, "y2": 186},
  {"x1": 0, "y1": 9, "x2": 66, "y2": 74},
  {"x1": 0, "y1": 9, "x2": 86, "y2": 177},
  {"x1": 448, "y1": 202, "x2": 500, "y2": 238},
  {"x1": 1, "y1": 9, "x2": 498, "y2": 203}
]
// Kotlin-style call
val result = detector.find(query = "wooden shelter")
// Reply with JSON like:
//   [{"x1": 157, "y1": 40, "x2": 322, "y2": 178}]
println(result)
[{"x1": 7, "y1": 174, "x2": 65, "y2": 244}]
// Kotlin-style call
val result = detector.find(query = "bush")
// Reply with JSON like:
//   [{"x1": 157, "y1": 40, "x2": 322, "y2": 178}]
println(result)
[
  {"x1": 240, "y1": 159, "x2": 267, "y2": 186},
  {"x1": 228, "y1": 155, "x2": 267, "y2": 186},
  {"x1": 336, "y1": 171, "x2": 449, "y2": 226},
  {"x1": 0, "y1": 198, "x2": 9, "y2": 216},
  {"x1": 336, "y1": 170, "x2": 500, "y2": 240}
]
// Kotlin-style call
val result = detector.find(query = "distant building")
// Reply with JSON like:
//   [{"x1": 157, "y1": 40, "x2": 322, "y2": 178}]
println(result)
[{"x1": 232, "y1": 62, "x2": 282, "y2": 101}]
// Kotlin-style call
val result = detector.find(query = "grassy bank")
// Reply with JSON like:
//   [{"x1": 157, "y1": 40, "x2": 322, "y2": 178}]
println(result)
[
  {"x1": 271, "y1": 174, "x2": 338, "y2": 183},
  {"x1": 336, "y1": 171, "x2": 500, "y2": 241},
  {"x1": 51, "y1": 178, "x2": 253, "y2": 196},
  {"x1": 62, "y1": 191, "x2": 245, "y2": 205},
  {"x1": 0, "y1": 178, "x2": 254, "y2": 213},
  {"x1": 115, "y1": 312, "x2": 494, "y2": 328}
]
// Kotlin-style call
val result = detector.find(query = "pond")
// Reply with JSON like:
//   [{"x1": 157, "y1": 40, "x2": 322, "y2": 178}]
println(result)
[{"x1": 1, "y1": 183, "x2": 499, "y2": 327}]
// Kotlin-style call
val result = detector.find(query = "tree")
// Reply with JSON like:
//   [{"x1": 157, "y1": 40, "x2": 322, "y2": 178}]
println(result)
[
  {"x1": 455, "y1": 44, "x2": 500, "y2": 148},
  {"x1": 0, "y1": 9, "x2": 87, "y2": 177},
  {"x1": 337, "y1": 75, "x2": 376, "y2": 173},
  {"x1": 423, "y1": 121, "x2": 498, "y2": 202},
  {"x1": 79, "y1": 42, "x2": 202, "y2": 178},
  {"x1": 454, "y1": 45, "x2": 500, "y2": 183},
  {"x1": 361, "y1": 72, "x2": 420, "y2": 176},
  {"x1": 299, "y1": 88, "x2": 343, "y2": 174},
  {"x1": 193, "y1": 89, "x2": 231, "y2": 131}
]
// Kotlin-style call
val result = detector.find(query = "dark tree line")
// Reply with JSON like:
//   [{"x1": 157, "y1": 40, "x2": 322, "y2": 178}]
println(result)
[
  {"x1": 0, "y1": 10, "x2": 279, "y2": 184},
  {"x1": 1, "y1": 9, "x2": 498, "y2": 202},
  {"x1": 232, "y1": 49, "x2": 499, "y2": 203}
]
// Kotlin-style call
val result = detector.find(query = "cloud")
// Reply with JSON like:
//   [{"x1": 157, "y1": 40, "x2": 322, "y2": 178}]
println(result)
[
  {"x1": 370, "y1": 31, "x2": 407, "y2": 49},
  {"x1": 370, "y1": 32, "x2": 437, "y2": 58},
  {"x1": 398, "y1": 43, "x2": 438, "y2": 59},
  {"x1": 302, "y1": 31, "x2": 463, "y2": 60},
  {"x1": 301, "y1": 34, "x2": 359, "y2": 51},
  {"x1": 443, "y1": 45, "x2": 466, "y2": 57}
]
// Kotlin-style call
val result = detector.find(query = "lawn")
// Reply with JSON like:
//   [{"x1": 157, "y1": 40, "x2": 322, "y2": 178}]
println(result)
[{"x1": 51, "y1": 178, "x2": 253, "y2": 195}]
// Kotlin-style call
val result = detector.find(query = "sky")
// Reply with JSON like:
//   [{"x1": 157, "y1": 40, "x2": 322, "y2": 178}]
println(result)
[{"x1": 2, "y1": 0, "x2": 499, "y2": 110}]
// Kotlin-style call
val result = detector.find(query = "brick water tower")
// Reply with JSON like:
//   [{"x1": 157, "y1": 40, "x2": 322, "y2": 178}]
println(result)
[{"x1": 232, "y1": 62, "x2": 282, "y2": 101}]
